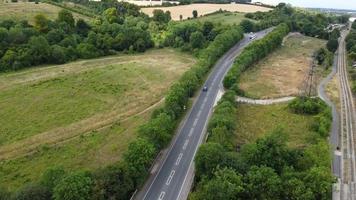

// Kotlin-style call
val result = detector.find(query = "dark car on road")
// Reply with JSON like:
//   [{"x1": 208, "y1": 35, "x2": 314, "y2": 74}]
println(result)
[{"x1": 203, "y1": 86, "x2": 208, "y2": 92}]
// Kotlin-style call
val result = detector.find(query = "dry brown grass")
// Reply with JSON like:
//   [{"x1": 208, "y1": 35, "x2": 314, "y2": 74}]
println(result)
[
  {"x1": 326, "y1": 75, "x2": 341, "y2": 111},
  {"x1": 239, "y1": 33, "x2": 327, "y2": 99},
  {"x1": 141, "y1": 3, "x2": 272, "y2": 20},
  {"x1": 0, "y1": 2, "x2": 90, "y2": 23}
]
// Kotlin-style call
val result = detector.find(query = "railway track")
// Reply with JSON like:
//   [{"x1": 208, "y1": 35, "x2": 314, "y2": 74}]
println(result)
[{"x1": 339, "y1": 29, "x2": 356, "y2": 200}]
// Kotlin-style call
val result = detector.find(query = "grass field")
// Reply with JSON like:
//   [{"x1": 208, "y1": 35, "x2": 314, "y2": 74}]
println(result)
[
  {"x1": 141, "y1": 3, "x2": 272, "y2": 20},
  {"x1": 239, "y1": 33, "x2": 327, "y2": 99},
  {"x1": 235, "y1": 103, "x2": 316, "y2": 148},
  {"x1": 0, "y1": 48, "x2": 196, "y2": 189},
  {"x1": 192, "y1": 12, "x2": 252, "y2": 25},
  {"x1": 0, "y1": 2, "x2": 91, "y2": 23}
]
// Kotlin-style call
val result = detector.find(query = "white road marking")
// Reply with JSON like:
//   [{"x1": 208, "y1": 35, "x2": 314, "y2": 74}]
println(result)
[
  {"x1": 183, "y1": 139, "x2": 189, "y2": 150},
  {"x1": 188, "y1": 128, "x2": 194, "y2": 137},
  {"x1": 204, "y1": 97, "x2": 207, "y2": 103},
  {"x1": 197, "y1": 110, "x2": 202, "y2": 117},
  {"x1": 176, "y1": 153, "x2": 183, "y2": 166},
  {"x1": 166, "y1": 170, "x2": 175, "y2": 185},
  {"x1": 158, "y1": 191, "x2": 165, "y2": 200},
  {"x1": 193, "y1": 118, "x2": 198, "y2": 126}
]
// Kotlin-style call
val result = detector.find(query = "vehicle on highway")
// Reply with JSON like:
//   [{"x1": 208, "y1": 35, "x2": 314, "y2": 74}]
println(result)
[
  {"x1": 203, "y1": 86, "x2": 208, "y2": 92},
  {"x1": 249, "y1": 33, "x2": 256, "y2": 40}
]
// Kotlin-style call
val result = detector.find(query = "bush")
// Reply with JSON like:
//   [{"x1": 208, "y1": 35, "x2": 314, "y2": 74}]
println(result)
[
  {"x1": 288, "y1": 97, "x2": 327, "y2": 115},
  {"x1": 53, "y1": 171, "x2": 93, "y2": 200}
]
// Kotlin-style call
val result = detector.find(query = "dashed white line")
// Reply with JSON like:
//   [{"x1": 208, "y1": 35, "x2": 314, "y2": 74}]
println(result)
[
  {"x1": 197, "y1": 110, "x2": 202, "y2": 117},
  {"x1": 193, "y1": 118, "x2": 198, "y2": 126},
  {"x1": 158, "y1": 191, "x2": 165, "y2": 200},
  {"x1": 183, "y1": 139, "x2": 189, "y2": 150},
  {"x1": 166, "y1": 170, "x2": 175, "y2": 185},
  {"x1": 176, "y1": 153, "x2": 183, "y2": 166},
  {"x1": 188, "y1": 128, "x2": 194, "y2": 137}
]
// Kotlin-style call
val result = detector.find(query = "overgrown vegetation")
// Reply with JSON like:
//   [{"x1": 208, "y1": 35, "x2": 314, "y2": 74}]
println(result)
[{"x1": 191, "y1": 94, "x2": 334, "y2": 199}]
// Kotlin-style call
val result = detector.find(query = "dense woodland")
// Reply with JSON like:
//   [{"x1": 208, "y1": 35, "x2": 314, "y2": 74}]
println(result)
[
  {"x1": 346, "y1": 21, "x2": 356, "y2": 93},
  {"x1": 0, "y1": 2, "x2": 346, "y2": 199}
]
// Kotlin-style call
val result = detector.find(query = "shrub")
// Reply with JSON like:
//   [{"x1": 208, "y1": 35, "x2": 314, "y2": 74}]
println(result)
[
  {"x1": 53, "y1": 171, "x2": 93, "y2": 200},
  {"x1": 288, "y1": 97, "x2": 327, "y2": 115}
]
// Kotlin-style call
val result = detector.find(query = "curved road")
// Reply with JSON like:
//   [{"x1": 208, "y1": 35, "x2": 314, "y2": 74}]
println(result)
[{"x1": 135, "y1": 28, "x2": 273, "y2": 200}]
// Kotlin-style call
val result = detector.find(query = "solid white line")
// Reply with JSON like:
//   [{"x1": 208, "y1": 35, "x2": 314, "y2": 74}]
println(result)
[
  {"x1": 176, "y1": 153, "x2": 183, "y2": 166},
  {"x1": 183, "y1": 139, "x2": 189, "y2": 150},
  {"x1": 158, "y1": 191, "x2": 165, "y2": 200}
]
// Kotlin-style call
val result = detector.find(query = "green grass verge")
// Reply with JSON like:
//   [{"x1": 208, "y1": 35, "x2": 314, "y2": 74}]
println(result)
[{"x1": 235, "y1": 103, "x2": 317, "y2": 148}]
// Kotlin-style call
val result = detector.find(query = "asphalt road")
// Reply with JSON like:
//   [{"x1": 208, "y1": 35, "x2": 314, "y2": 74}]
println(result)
[{"x1": 137, "y1": 28, "x2": 273, "y2": 200}]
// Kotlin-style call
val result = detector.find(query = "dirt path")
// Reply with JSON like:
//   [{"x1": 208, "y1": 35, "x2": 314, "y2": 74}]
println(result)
[
  {"x1": 0, "y1": 97, "x2": 165, "y2": 161},
  {"x1": 236, "y1": 96, "x2": 295, "y2": 105}
]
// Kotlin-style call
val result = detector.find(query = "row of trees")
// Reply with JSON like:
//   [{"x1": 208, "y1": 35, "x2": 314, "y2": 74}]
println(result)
[
  {"x1": 0, "y1": 7, "x2": 153, "y2": 72},
  {"x1": 346, "y1": 21, "x2": 356, "y2": 93},
  {"x1": 163, "y1": 20, "x2": 230, "y2": 52},
  {"x1": 191, "y1": 92, "x2": 334, "y2": 199},
  {"x1": 223, "y1": 23, "x2": 290, "y2": 89}
]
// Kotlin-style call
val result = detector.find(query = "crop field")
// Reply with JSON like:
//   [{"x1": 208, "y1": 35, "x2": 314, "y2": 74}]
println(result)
[
  {"x1": 234, "y1": 103, "x2": 316, "y2": 148},
  {"x1": 239, "y1": 33, "x2": 327, "y2": 99},
  {"x1": 0, "y1": 2, "x2": 91, "y2": 23},
  {"x1": 141, "y1": 3, "x2": 272, "y2": 20},
  {"x1": 0, "y1": 48, "x2": 196, "y2": 189},
  {"x1": 192, "y1": 12, "x2": 252, "y2": 25}
]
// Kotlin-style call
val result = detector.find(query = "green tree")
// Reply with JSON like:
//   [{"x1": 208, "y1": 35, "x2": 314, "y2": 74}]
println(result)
[
  {"x1": 195, "y1": 143, "x2": 226, "y2": 179},
  {"x1": 124, "y1": 138, "x2": 156, "y2": 186},
  {"x1": 245, "y1": 166, "x2": 282, "y2": 199},
  {"x1": 53, "y1": 171, "x2": 93, "y2": 200},
  {"x1": 152, "y1": 9, "x2": 171, "y2": 23},
  {"x1": 193, "y1": 10, "x2": 198, "y2": 18},
  {"x1": 240, "y1": 129, "x2": 292, "y2": 173},
  {"x1": 34, "y1": 14, "x2": 49, "y2": 33},
  {"x1": 103, "y1": 8, "x2": 118, "y2": 24},
  {"x1": 192, "y1": 168, "x2": 244, "y2": 200},
  {"x1": 92, "y1": 164, "x2": 134, "y2": 200},
  {"x1": 28, "y1": 36, "x2": 50, "y2": 65},
  {"x1": 190, "y1": 31, "x2": 205, "y2": 48},
  {"x1": 139, "y1": 113, "x2": 174, "y2": 149},
  {"x1": 57, "y1": 9, "x2": 75, "y2": 28},
  {"x1": 327, "y1": 38, "x2": 339, "y2": 52},
  {"x1": 303, "y1": 167, "x2": 335, "y2": 200},
  {"x1": 76, "y1": 19, "x2": 91, "y2": 36},
  {"x1": 240, "y1": 19, "x2": 254, "y2": 33}
]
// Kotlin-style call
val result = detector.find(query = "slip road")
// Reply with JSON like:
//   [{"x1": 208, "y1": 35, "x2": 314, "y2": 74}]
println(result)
[{"x1": 138, "y1": 28, "x2": 273, "y2": 200}]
